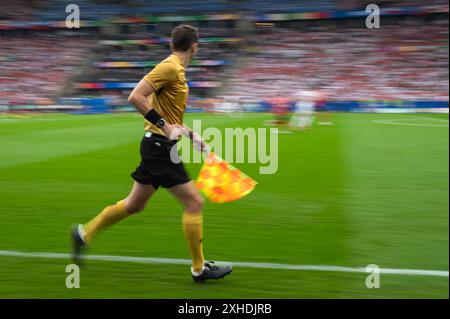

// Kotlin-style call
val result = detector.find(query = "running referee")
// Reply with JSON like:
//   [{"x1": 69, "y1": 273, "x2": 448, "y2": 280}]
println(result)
[{"x1": 71, "y1": 25, "x2": 232, "y2": 282}]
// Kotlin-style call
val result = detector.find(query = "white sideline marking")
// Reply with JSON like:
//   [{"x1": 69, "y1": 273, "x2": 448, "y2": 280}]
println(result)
[
  {"x1": 0, "y1": 250, "x2": 448, "y2": 278},
  {"x1": 412, "y1": 115, "x2": 450, "y2": 123},
  {"x1": 373, "y1": 117, "x2": 449, "y2": 127}
]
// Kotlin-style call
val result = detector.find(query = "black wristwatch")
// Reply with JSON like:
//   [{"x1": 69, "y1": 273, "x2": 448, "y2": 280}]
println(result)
[{"x1": 155, "y1": 118, "x2": 166, "y2": 129}]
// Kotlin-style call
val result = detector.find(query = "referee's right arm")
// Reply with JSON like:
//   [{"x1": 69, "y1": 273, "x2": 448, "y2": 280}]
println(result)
[
  {"x1": 128, "y1": 60, "x2": 176, "y2": 116},
  {"x1": 127, "y1": 79, "x2": 156, "y2": 116},
  {"x1": 127, "y1": 63, "x2": 186, "y2": 140}
]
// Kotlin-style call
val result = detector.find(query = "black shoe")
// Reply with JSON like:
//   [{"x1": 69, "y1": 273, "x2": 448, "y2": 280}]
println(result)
[
  {"x1": 71, "y1": 224, "x2": 87, "y2": 267},
  {"x1": 192, "y1": 261, "x2": 232, "y2": 282}
]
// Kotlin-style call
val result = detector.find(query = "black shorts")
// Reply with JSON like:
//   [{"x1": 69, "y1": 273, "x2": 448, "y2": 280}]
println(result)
[{"x1": 131, "y1": 133, "x2": 191, "y2": 190}]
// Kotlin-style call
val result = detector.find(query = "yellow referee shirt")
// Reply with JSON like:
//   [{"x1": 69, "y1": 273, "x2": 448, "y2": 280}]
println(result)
[{"x1": 143, "y1": 54, "x2": 189, "y2": 135}]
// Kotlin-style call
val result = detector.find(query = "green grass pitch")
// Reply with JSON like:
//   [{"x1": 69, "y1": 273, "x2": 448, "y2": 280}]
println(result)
[{"x1": 0, "y1": 112, "x2": 448, "y2": 298}]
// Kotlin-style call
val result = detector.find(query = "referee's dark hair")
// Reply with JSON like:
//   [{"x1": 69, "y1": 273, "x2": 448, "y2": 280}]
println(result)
[{"x1": 171, "y1": 24, "x2": 199, "y2": 52}]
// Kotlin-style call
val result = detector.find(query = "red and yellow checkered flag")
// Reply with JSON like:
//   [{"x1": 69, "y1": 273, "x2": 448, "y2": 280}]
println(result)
[{"x1": 196, "y1": 153, "x2": 257, "y2": 203}]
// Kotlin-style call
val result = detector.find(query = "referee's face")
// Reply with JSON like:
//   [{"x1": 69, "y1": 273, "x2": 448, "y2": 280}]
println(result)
[{"x1": 191, "y1": 42, "x2": 199, "y2": 58}]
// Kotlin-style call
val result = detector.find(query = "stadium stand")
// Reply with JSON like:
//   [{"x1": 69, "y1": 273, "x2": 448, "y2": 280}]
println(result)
[
  {"x1": 6, "y1": 0, "x2": 449, "y2": 21},
  {"x1": 69, "y1": 26, "x2": 242, "y2": 109},
  {"x1": 225, "y1": 17, "x2": 449, "y2": 102},
  {"x1": 0, "y1": 0, "x2": 448, "y2": 110},
  {"x1": 0, "y1": 0, "x2": 47, "y2": 20},
  {"x1": 34, "y1": 0, "x2": 234, "y2": 20},
  {"x1": 0, "y1": 32, "x2": 95, "y2": 107}
]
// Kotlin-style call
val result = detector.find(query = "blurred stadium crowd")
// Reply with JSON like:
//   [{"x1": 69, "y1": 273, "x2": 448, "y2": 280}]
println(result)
[
  {"x1": 0, "y1": 33, "x2": 95, "y2": 106},
  {"x1": 0, "y1": 0, "x2": 448, "y2": 110},
  {"x1": 228, "y1": 18, "x2": 449, "y2": 103}
]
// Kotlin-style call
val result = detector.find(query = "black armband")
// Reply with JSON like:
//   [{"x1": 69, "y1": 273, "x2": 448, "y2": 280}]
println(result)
[{"x1": 144, "y1": 109, "x2": 162, "y2": 125}]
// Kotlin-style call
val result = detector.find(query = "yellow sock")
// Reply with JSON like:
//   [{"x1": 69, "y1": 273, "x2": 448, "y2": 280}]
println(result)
[
  {"x1": 182, "y1": 211, "x2": 205, "y2": 273},
  {"x1": 83, "y1": 200, "x2": 129, "y2": 243}
]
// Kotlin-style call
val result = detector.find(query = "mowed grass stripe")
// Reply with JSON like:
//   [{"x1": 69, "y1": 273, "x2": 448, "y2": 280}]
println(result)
[
  {"x1": 341, "y1": 114, "x2": 449, "y2": 270},
  {"x1": 0, "y1": 123, "x2": 140, "y2": 169},
  {"x1": 0, "y1": 113, "x2": 139, "y2": 136},
  {"x1": 0, "y1": 113, "x2": 263, "y2": 169}
]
